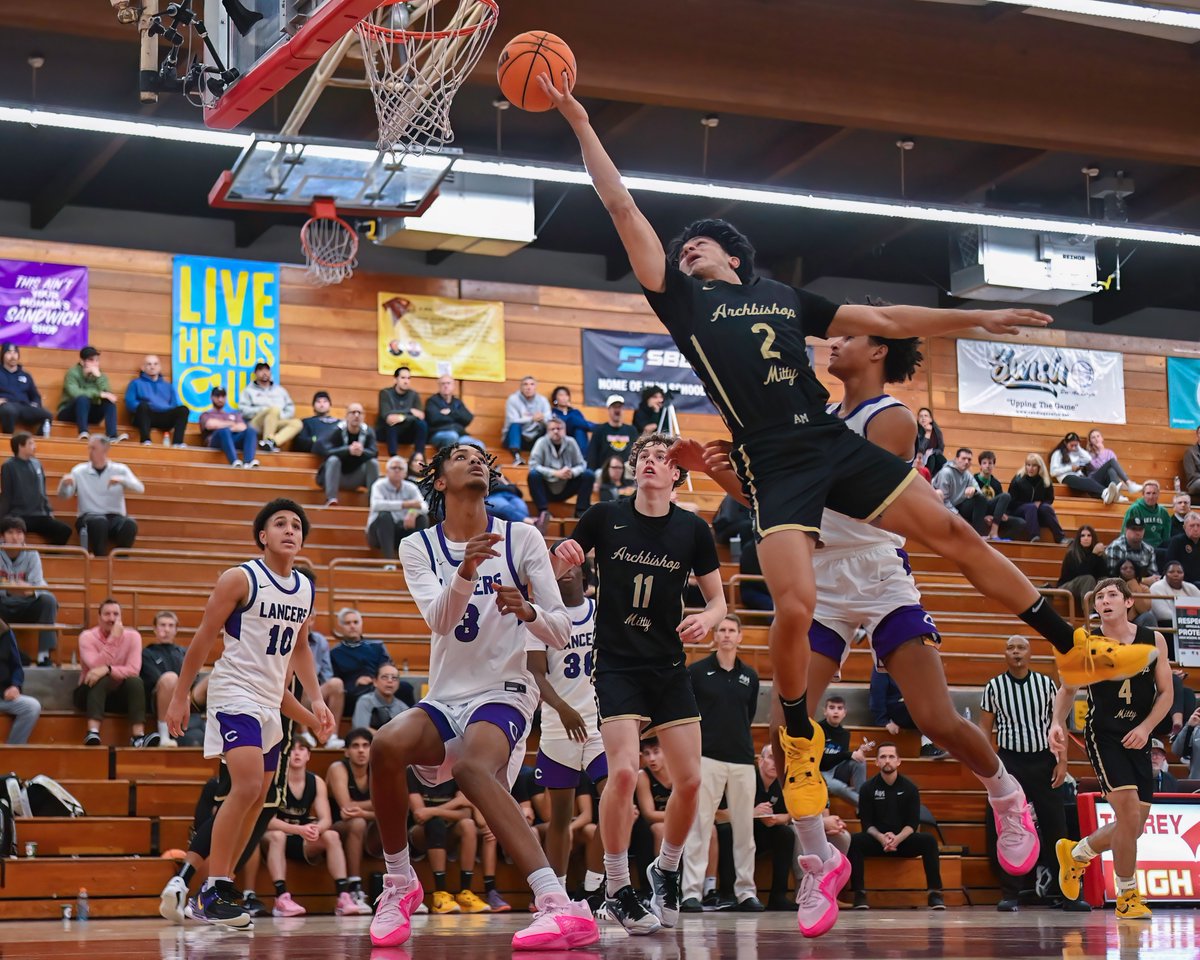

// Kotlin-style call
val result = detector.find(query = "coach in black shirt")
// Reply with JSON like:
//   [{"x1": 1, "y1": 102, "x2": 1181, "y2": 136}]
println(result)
[
  {"x1": 681, "y1": 614, "x2": 763, "y2": 912},
  {"x1": 849, "y1": 742, "x2": 943, "y2": 910}
]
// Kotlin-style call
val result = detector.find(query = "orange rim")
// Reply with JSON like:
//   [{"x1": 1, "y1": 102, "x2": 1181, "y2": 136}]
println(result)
[{"x1": 357, "y1": 0, "x2": 498, "y2": 43}]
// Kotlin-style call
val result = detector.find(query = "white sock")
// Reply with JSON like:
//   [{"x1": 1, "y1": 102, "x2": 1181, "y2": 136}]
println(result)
[
  {"x1": 202, "y1": 876, "x2": 229, "y2": 892},
  {"x1": 384, "y1": 849, "x2": 413, "y2": 880},
  {"x1": 157, "y1": 721, "x2": 170, "y2": 739},
  {"x1": 978, "y1": 760, "x2": 1021, "y2": 800},
  {"x1": 557, "y1": 875, "x2": 567, "y2": 887},
  {"x1": 1073, "y1": 838, "x2": 1097, "y2": 863},
  {"x1": 528, "y1": 867, "x2": 564, "y2": 906},
  {"x1": 703, "y1": 876, "x2": 716, "y2": 895},
  {"x1": 793, "y1": 814, "x2": 834, "y2": 861},
  {"x1": 1116, "y1": 875, "x2": 1137, "y2": 894},
  {"x1": 920, "y1": 735, "x2": 932, "y2": 746},
  {"x1": 658, "y1": 839, "x2": 684, "y2": 873},
  {"x1": 604, "y1": 852, "x2": 631, "y2": 896},
  {"x1": 583, "y1": 870, "x2": 605, "y2": 893}
]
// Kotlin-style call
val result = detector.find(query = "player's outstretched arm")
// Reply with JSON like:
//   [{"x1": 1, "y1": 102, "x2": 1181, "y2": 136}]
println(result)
[
  {"x1": 527, "y1": 649, "x2": 587, "y2": 743},
  {"x1": 1124, "y1": 632, "x2": 1174, "y2": 750},
  {"x1": 677, "y1": 568, "x2": 728, "y2": 644},
  {"x1": 1049, "y1": 683, "x2": 1076, "y2": 757},
  {"x1": 668, "y1": 438, "x2": 748, "y2": 506},
  {"x1": 538, "y1": 73, "x2": 667, "y2": 293},
  {"x1": 829, "y1": 301, "x2": 1053, "y2": 341}
]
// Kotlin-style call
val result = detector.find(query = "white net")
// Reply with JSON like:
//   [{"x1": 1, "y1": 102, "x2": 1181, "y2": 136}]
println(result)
[
  {"x1": 301, "y1": 210, "x2": 360, "y2": 286},
  {"x1": 355, "y1": 0, "x2": 499, "y2": 154}
]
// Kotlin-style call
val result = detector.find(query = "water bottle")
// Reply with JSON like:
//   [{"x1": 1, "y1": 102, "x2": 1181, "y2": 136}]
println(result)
[
  {"x1": 75, "y1": 888, "x2": 89, "y2": 921},
  {"x1": 963, "y1": 707, "x2": 972, "y2": 723},
  {"x1": 729, "y1": 535, "x2": 742, "y2": 562},
  {"x1": 78, "y1": 523, "x2": 88, "y2": 554},
  {"x1": 1175, "y1": 476, "x2": 1182, "y2": 493}
]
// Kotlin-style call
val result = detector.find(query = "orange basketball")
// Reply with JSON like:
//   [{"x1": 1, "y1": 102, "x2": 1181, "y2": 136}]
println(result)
[{"x1": 497, "y1": 31, "x2": 576, "y2": 112}]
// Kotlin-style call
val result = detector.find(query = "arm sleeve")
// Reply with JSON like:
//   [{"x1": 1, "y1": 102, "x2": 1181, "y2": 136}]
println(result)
[
  {"x1": 352, "y1": 695, "x2": 373, "y2": 729},
  {"x1": 690, "y1": 515, "x2": 721, "y2": 577},
  {"x1": 124, "y1": 379, "x2": 140, "y2": 413},
  {"x1": 280, "y1": 389, "x2": 295, "y2": 421},
  {"x1": 121, "y1": 465, "x2": 145, "y2": 494},
  {"x1": 27, "y1": 373, "x2": 41, "y2": 407},
  {"x1": 515, "y1": 524, "x2": 571, "y2": 650},
  {"x1": 77, "y1": 630, "x2": 97, "y2": 671},
  {"x1": 797, "y1": 289, "x2": 841, "y2": 339},
  {"x1": 529, "y1": 439, "x2": 554, "y2": 478},
  {"x1": 455, "y1": 401, "x2": 473, "y2": 428},
  {"x1": 399, "y1": 536, "x2": 475, "y2": 636},
  {"x1": 362, "y1": 429, "x2": 378, "y2": 459},
  {"x1": 585, "y1": 430, "x2": 603, "y2": 469},
  {"x1": 980, "y1": 680, "x2": 995, "y2": 715},
  {"x1": 26, "y1": 550, "x2": 45, "y2": 587},
  {"x1": 0, "y1": 460, "x2": 13, "y2": 518},
  {"x1": 568, "y1": 439, "x2": 586, "y2": 477},
  {"x1": 640, "y1": 261, "x2": 697, "y2": 337},
  {"x1": 504, "y1": 394, "x2": 528, "y2": 427},
  {"x1": 857, "y1": 782, "x2": 874, "y2": 832}
]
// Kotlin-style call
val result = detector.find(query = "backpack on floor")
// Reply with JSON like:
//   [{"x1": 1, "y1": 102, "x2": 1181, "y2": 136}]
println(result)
[
  {"x1": 0, "y1": 796, "x2": 15, "y2": 857},
  {"x1": 1, "y1": 771, "x2": 30, "y2": 817},
  {"x1": 23, "y1": 774, "x2": 85, "y2": 817}
]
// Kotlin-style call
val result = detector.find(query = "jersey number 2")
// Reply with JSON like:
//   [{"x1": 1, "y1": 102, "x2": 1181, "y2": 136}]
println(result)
[
  {"x1": 265, "y1": 625, "x2": 294, "y2": 656},
  {"x1": 751, "y1": 322, "x2": 781, "y2": 360},
  {"x1": 455, "y1": 603, "x2": 480, "y2": 643}
]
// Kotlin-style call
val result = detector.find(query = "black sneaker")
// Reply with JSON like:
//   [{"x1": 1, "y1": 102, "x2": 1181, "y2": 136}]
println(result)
[
  {"x1": 1062, "y1": 896, "x2": 1092, "y2": 913},
  {"x1": 581, "y1": 887, "x2": 606, "y2": 914},
  {"x1": 853, "y1": 890, "x2": 869, "y2": 910},
  {"x1": 928, "y1": 891, "x2": 946, "y2": 910},
  {"x1": 242, "y1": 892, "x2": 268, "y2": 917},
  {"x1": 700, "y1": 889, "x2": 719, "y2": 911},
  {"x1": 737, "y1": 896, "x2": 765, "y2": 912},
  {"x1": 197, "y1": 880, "x2": 252, "y2": 928},
  {"x1": 996, "y1": 898, "x2": 1018, "y2": 912},
  {"x1": 646, "y1": 857, "x2": 682, "y2": 927},
  {"x1": 920, "y1": 743, "x2": 949, "y2": 759},
  {"x1": 132, "y1": 733, "x2": 161, "y2": 748},
  {"x1": 83, "y1": 731, "x2": 101, "y2": 746},
  {"x1": 679, "y1": 897, "x2": 703, "y2": 913},
  {"x1": 605, "y1": 884, "x2": 661, "y2": 935}
]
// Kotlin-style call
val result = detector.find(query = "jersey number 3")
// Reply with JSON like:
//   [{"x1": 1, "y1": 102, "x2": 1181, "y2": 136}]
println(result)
[
  {"x1": 455, "y1": 603, "x2": 480, "y2": 643},
  {"x1": 265, "y1": 625, "x2": 294, "y2": 656}
]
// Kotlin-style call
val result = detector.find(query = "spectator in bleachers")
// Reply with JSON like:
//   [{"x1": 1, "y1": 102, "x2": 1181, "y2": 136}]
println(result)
[
  {"x1": 139, "y1": 610, "x2": 189, "y2": 747},
  {"x1": 738, "y1": 537, "x2": 773, "y2": 612},
  {"x1": 0, "y1": 620, "x2": 40, "y2": 743},
  {"x1": 1184, "y1": 427, "x2": 1200, "y2": 499},
  {"x1": 753, "y1": 743, "x2": 796, "y2": 911},
  {"x1": 407, "y1": 449, "x2": 426, "y2": 478},
  {"x1": 1105, "y1": 516, "x2": 1159, "y2": 580},
  {"x1": 527, "y1": 417, "x2": 593, "y2": 529},
  {"x1": 350, "y1": 663, "x2": 410, "y2": 732},
  {"x1": 596, "y1": 454, "x2": 636, "y2": 503},
  {"x1": 294, "y1": 391, "x2": 341, "y2": 455},
  {"x1": 849, "y1": 742, "x2": 944, "y2": 911},
  {"x1": 932, "y1": 448, "x2": 988, "y2": 534},
  {"x1": 57, "y1": 346, "x2": 123, "y2": 442},
  {"x1": 1124, "y1": 480, "x2": 1171, "y2": 573},
  {"x1": 0, "y1": 343, "x2": 51, "y2": 436},
  {"x1": 1116, "y1": 560, "x2": 1158, "y2": 627},
  {"x1": 238, "y1": 362, "x2": 303, "y2": 453},
  {"x1": 712, "y1": 493, "x2": 752, "y2": 546},
  {"x1": 585, "y1": 395, "x2": 637, "y2": 470},
  {"x1": 424, "y1": 375, "x2": 481, "y2": 450},
  {"x1": 484, "y1": 466, "x2": 533, "y2": 524},
  {"x1": 1172, "y1": 706, "x2": 1200, "y2": 780},
  {"x1": 1150, "y1": 739, "x2": 1179, "y2": 793},
  {"x1": 124, "y1": 355, "x2": 188, "y2": 447},
  {"x1": 377, "y1": 366, "x2": 427, "y2": 458},
  {"x1": 316, "y1": 402, "x2": 379, "y2": 507},
  {"x1": 1150, "y1": 561, "x2": 1200, "y2": 628},
  {"x1": 1007, "y1": 454, "x2": 1065, "y2": 543},
  {"x1": 1086, "y1": 429, "x2": 1141, "y2": 496},
  {"x1": 407, "y1": 771, "x2": 486, "y2": 914},
  {"x1": 914, "y1": 407, "x2": 945, "y2": 479},
  {"x1": 1050, "y1": 431, "x2": 1121, "y2": 504},
  {"x1": 870, "y1": 665, "x2": 944, "y2": 758},
  {"x1": 261, "y1": 742, "x2": 371, "y2": 917},
  {"x1": 367, "y1": 456, "x2": 428, "y2": 561},
  {"x1": 56, "y1": 436, "x2": 142, "y2": 556},
  {"x1": 308, "y1": 619, "x2": 341, "y2": 723},
  {"x1": 820, "y1": 694, "x2": 870, "y2": 810},
  {"x1": 326, "y1": 727, "x2": 378, "y2": 913},
  {"x1": 503, "y1": 375, "x2": 551, "y2": 464},
  {"x1": 330, "y1": 607, "x2": 394, "y2": 724},
  {"x1": 1166, "y1": 512, "x2": 1200, "y2": 586},
  {"x1": 1058, "y1": 525, "x2": 1107, "y2": 615},
  {"x1": 635, "y1": 736, "x2": 672, "y2": 854},
  {"x1": 1171, "y1": 492, "x2": 1192, "y2": 539},
  {"x1": 198, "y1": 386, "x2": 259, "y2": 468},
  {"x1": 549, "y1": 385, "x2": 592, "y2": 454},
  {"x1": 74, "y1": 598, "x2": 157, "y2": 746},
  {"x1": 633, "y1": 386, "x2": 665, "y2": 436},
  {"x1": 0, "y1": 432, "x2": 71, "y2": 545},
  {"x1": 0, "y1": 517, "x2": 59, "y2": 666},
  {"x1": 974, "y1": 450, "x2": 1013, "y2": 540},
  {"x1": 683, "y1": 614, "x2": 762, "y2": 912}
]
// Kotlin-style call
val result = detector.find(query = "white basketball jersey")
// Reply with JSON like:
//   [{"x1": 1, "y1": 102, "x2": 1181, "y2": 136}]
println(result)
[
  {"x1": 400, "y1": 517, "x2": 570, "y2": 704},
  {"x1": 819, "y1": 395, "x2": 908, "y2": 555},
  {"x1": 207, "y1": 558, "x2": 315, "y2": 710},
  {"x1": 530, "y1": 598, "x2": 599, "y2": 741}
]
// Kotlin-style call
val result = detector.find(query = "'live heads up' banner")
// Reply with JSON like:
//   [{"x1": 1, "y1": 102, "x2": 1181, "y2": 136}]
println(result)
[
  {"x1": 956, "y1": 338, "x2": 1126, "y2": 424},
  {"x1": 172, "y1": 255, "x2": 280, "y2": 421},
  {"x1": 580, "y1": 330, "x2": 716, "y2": 414},
  {"x1": 0, "y1": 258, "x2": 89, "y2": 350}
]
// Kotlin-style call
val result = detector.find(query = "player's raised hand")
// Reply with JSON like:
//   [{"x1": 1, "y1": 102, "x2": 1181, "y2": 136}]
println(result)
[
  {"x1": 667, "y1": 437, "x2": 709, "y2": 475},
  {"x1": 313, "y1": 699, "x2": 337, "y2": 743},
  {"x1": 551, "y1": 539, "x2": 586, "y2": 572},
  {"x1": 535, "y1": 71, "x2": 588, "y2": 128},
  {"x1": 703, "y1": 439, "x2": 735, "y2": 474},
  {"x1": 495, "y1": 583, "x2": 534, "y2": 622},
  {"x1": 978, "y1": 308, "x2": 1053, "y2": 336},
  {"x1": 460, "y1": 531, "x2": 503, "y2": 580},
  {"x1": 677, "y1": 613, "x2": 711, "y2": 644}
]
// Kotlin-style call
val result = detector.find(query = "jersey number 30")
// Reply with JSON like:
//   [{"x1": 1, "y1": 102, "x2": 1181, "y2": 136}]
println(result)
[
  {"x1": 265, "y1": 625, "x2": 294, "y2": 656},
  {"x1": 564, "y1": 651, "x2": 594, "y2": 679}
]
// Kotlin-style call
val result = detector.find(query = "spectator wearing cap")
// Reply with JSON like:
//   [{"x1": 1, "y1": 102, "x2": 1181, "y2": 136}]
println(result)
[
  {"x1": 56, "y1": 436, "x2": 143, "y2": 556},
  {"x1": 377, "y1": 366, "x2": 428, "y2": 457},
  {"x1": 0, "y1": 343, "x2": 51, "y2": 436},
  {"x1": 294, "y1": 391, "x2": 342, "y2": 455},
  {"x1": 586, "y1": 395, "x2": 639, "y2": 471},
  {"x1": 238, "y1": 361, "x2": 303, "y2": 453},
  {"x1": 1150, "y1": 739, "x2": 1179, "y2": 793},
  {"x1": 424, "y1": 375, "x2": 481, "y2": 450},
  {"x1": 198, "y1": 387, "x2": 259, "y2": 468},
  {"x1": 1166, "y1": 512, "x2": 1200, "y2": 586},
  {"x1": 503, "y1": 375, "x2": 552, "y2": 465},
  {"x1": 124, "y1": 354, "x2": 189, "y2": 447},
  {"x1": 0, "y1": 432, "x2": 72, "y2": 545},
  {"x1": 57, "y1": 346, "x2": 124, "y2": 442},
  {"x1": 1105, "y1": 515, "x2": 1159, "y2": 580}
]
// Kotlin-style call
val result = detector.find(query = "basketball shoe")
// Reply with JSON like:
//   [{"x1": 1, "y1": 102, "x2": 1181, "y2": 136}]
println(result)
[
  {"x1": 795, "y1": 849, "x2": 850, "y2": 939},
  {"x1": 510, "y1": 893, "x2": 599, "y2": 950},
  {"x1": 196, "y1": 880, "x2": 252, "y2": 928},
  {"x1": 1115, "y1": 889, "x2": 1151, "y2": 920},
  {"x1": 370, "y1": 874, "x2": 425, "y2": 947},
  {"x1": 159, "y1": 875, "x2": 187, "y2": 925},
  {"x1": 1055, "y1": 629, "x2": 1156, "y2": 687},
  {"x1": 1056, "y1": 838, "x2": 1090, "y2": 902},
  {"x1": 645, "y1": 856, "x2": 683, "y2": 927},
  {"x1": 778, "y1": 725, "x2": 829, "y2": 818},
  {"x1": 990, "y1": 787, "x2": 1040, "y2": 875}
]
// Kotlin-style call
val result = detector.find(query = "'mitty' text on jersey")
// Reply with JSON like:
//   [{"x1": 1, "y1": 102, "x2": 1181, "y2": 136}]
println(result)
[
  {"x1": 609, "y1": 546, "x2": 682, "y2": 573},
  {"x1": 258, "y1": 601, "x2": 309, "y2": 624}
]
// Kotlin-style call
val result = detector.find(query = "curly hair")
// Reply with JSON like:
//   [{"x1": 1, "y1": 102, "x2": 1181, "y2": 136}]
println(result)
[
  {"x1": 628, "y1": 432, "x2": 688, "y2": 489},
  {"x1": 418, "y1": 442, "x2": 502, "y2": 522},
  {"x1": 667, "y1": 219, "x2": 755, "y2": 282},
  {"x1": 855, "y1": 297, "x2": 924, "y2": 383},
  {"x1": 253, "y1": 498, "x2": 310, "y2": 549}
]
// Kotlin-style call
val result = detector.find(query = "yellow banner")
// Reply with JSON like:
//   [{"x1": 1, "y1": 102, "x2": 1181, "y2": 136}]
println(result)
[{"x1": 377, "y1": 292, "x2": 505, "y2": 382}]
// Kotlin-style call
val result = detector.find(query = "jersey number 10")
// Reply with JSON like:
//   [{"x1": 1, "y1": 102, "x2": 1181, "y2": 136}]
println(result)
[{"x1": 265, "y1": 625, "x2": 295, "y2": 656}]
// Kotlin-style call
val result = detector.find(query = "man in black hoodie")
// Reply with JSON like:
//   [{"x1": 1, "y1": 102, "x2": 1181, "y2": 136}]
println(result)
[
  {"x1": 0, "y1": 620, "x2": 41, "y2": 743},
  {"x1": 0, "y1": 432, "x2": 72, "y2": 545}
]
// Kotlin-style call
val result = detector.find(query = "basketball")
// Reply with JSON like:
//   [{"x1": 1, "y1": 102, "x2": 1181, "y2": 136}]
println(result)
[{"x1": 496, "y1": 31, "x2": 576, "y2": 112}]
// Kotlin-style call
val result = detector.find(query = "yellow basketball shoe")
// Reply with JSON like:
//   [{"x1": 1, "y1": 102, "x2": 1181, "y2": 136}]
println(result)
[
  {"x1": 432, "y1": 890, "x2": 461, "y2": 914},
  {"x1": 778, "y1": 724, "x2": 829, "y2": 819},
  {"x1": 1115, "y1": 889, "x2": 1151, "y2": 920},
  {"x1": 1056, "y1": 838, "x2": 1089, "y2": 902},
  {"x1": 1054, "y1": 628, "x2": 1157, "y2": 687},
  {"x1": 456, "y1": 889, "x2": 490, "y2": 913}
]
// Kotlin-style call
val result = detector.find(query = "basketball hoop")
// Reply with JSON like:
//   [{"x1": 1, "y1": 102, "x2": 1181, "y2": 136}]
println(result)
[
  {"x1": 301, "y1": 199, "x2": 359, "y2": 286},
  {"x1": 355, "y1": 0, "x2": 499, "y2": 153}
]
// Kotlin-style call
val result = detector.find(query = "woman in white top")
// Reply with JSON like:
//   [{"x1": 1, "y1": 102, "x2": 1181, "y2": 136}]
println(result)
[{"x1": 1049, "y1": 431, "x2": 1126, "y2": 505}]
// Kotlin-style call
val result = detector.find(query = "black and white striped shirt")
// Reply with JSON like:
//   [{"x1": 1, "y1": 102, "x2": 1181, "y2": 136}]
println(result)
[{"x1": 980, "y1": 670, "x2": 1057, "y2": 753}]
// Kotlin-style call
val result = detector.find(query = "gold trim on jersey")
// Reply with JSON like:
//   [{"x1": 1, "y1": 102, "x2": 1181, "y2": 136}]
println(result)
[
  {"x1": 600, "y1": 713, "x2": 651, "y2": 725},
  {"x1": 689, "y1": 335, "x2": 744, "y2": 428},
  {"x1": 759, "y1": 522, "x2": 822, "y2": 537},
  {"x1": 736, "y1": 444, "x2": 820, "y2": 538},
  {"x1": 645, "y1": 715, "x2": 701, "y2": 736},
  {"x1": 863, "y1": 469, "x2": 919, "y2": 523},
  {"x1": 1083, "y1": 716, "x2": 1115, "y2": 795}
]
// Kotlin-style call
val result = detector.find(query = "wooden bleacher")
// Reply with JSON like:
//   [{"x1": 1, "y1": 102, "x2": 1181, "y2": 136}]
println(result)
[{"x1": 0, "y1": 234, "x2": 1197, "y2": 917}]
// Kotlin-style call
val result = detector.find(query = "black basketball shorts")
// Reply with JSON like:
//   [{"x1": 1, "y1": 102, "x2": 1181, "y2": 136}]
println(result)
[
  {"x1": 595, "y1": 662, "x2": 699, "y2": 735},
  {"x1": 1084, "y1": 726, "x2": 1154, "y2": 804}
]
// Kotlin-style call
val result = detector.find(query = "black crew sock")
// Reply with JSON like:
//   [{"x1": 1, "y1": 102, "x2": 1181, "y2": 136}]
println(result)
[
  {"x1": 273, "y1": 880, "x2": 287, "y2": 896},
  {"x1": 434, "y1": 871, "x2": 447, "y2": 892},
  {"x1": 460, "y1": 870, "x2": 474, "y2": 893},
  {"x1": 780, "y1": 693, "x2": 814, "y2": 739},
  {"x1": 484, "y1": 875, "x2": 496, "y2": 894},
  {"x1": 348, "y1": 875, "x2": 362, "y2": 893},
  {"x1": 177, "y1": 863, "x2": 196, "y2": 884},
  {"x1": 1019, "y1": 597, "x2": 1075, "y2": 654},
  {"x1": 335, "y1": 878, "x2": 349, "y2": 894}
]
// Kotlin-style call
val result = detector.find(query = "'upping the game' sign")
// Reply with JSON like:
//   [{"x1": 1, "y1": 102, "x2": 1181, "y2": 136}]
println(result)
[
  {"x1": 172, "y1": 255, "x2": 281, "y2": 421},
  {"x1": 0, "y1": 258, "x2": 89, "y2": 350},
  {"x1": 581, "y1": 330, "x2": 716, "y2": 414}
]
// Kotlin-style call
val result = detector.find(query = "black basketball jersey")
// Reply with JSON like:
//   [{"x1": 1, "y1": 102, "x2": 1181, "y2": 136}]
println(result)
[
  {"x1": 278, "y1": 771, "x2": 318, "y2": 825},
  {"x1": 642, "y1": 264, "x2": 840, "y2": 441},
  {"x1": 1086, "y1": 625, "x2": 1159, "y2": 736},
  {"x1": 645, "y1": 768, "x2": 672, "y2": 812},
  {"x1": 330, "y1": 757, "x2": 370, "y2": 823},
  {"x1": 566, "y1": 499, "x2": 720, "y2": 669}
]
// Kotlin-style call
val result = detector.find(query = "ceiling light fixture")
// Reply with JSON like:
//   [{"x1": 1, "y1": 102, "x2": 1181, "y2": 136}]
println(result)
[
  {"x1": 988, "y1": 0, "x2": 1200, "y2": 30},
  {"x1": 2, "y1": 103, "x2": 1200, "y2": 248}
]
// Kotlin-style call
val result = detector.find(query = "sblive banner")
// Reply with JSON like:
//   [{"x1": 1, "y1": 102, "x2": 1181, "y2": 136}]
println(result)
[
  {"x1": 956, "y1": 338, "x2": 1125, "y2": 424},
  {"x1": 172, "y1": 255, "x2": 281, "y2": 421},
  {"x1": 580, "y1": 330, "x2": 716, "y2": 414},
  {"x1": 1166, "y1": 356, "x2": 1200, "y2": 429},
  {"x1": 0, "y1": 258, "x2": 89, "y2": 350},
  {"x1": 377, "y1": 292, "x2": 505, "y2": 382}
]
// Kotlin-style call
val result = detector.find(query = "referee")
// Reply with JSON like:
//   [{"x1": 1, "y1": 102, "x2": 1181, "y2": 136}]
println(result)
[{"x1": 979, "y1": 635, "x2": 1089, "y2": 913}]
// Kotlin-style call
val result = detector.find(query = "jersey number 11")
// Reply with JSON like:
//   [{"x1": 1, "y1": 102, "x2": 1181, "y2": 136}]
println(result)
[{"x1": 632, "y1": 574, "x2": 654, "y2": 608}]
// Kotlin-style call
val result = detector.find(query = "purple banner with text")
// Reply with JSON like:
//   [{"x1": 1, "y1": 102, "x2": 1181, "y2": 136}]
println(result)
[{"x1": 0, "y1": 259, "x2": 89, "y2": 350}]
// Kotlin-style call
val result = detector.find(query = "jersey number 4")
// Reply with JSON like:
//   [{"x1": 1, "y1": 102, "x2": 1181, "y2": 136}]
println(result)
[
  {"x1": 265, "y1": 625, "x2": 295, "y2": 656},
  {"x1": 455, "y1": 604, "x2": 480, "y2": 643},
  {"x1": 1118, "y1": 679, "x2": 1132, "y2": 704}
]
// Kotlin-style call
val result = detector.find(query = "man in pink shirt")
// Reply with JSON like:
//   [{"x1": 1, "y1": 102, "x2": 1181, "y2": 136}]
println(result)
[{"x1": 73, "y1": 598, "x2": 158, "y2": 746}]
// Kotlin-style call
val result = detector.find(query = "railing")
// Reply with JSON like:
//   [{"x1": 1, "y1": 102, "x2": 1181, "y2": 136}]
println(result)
[
  {"x1": 1081, "y1": 588, "x2": 1177, "y2": 637},
  {"x1": 327, "y1": 557, "x2": 414, "y2": 637},
  {"x1": 2, "y1": 544, "x2": 92, "y2": 659}
]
